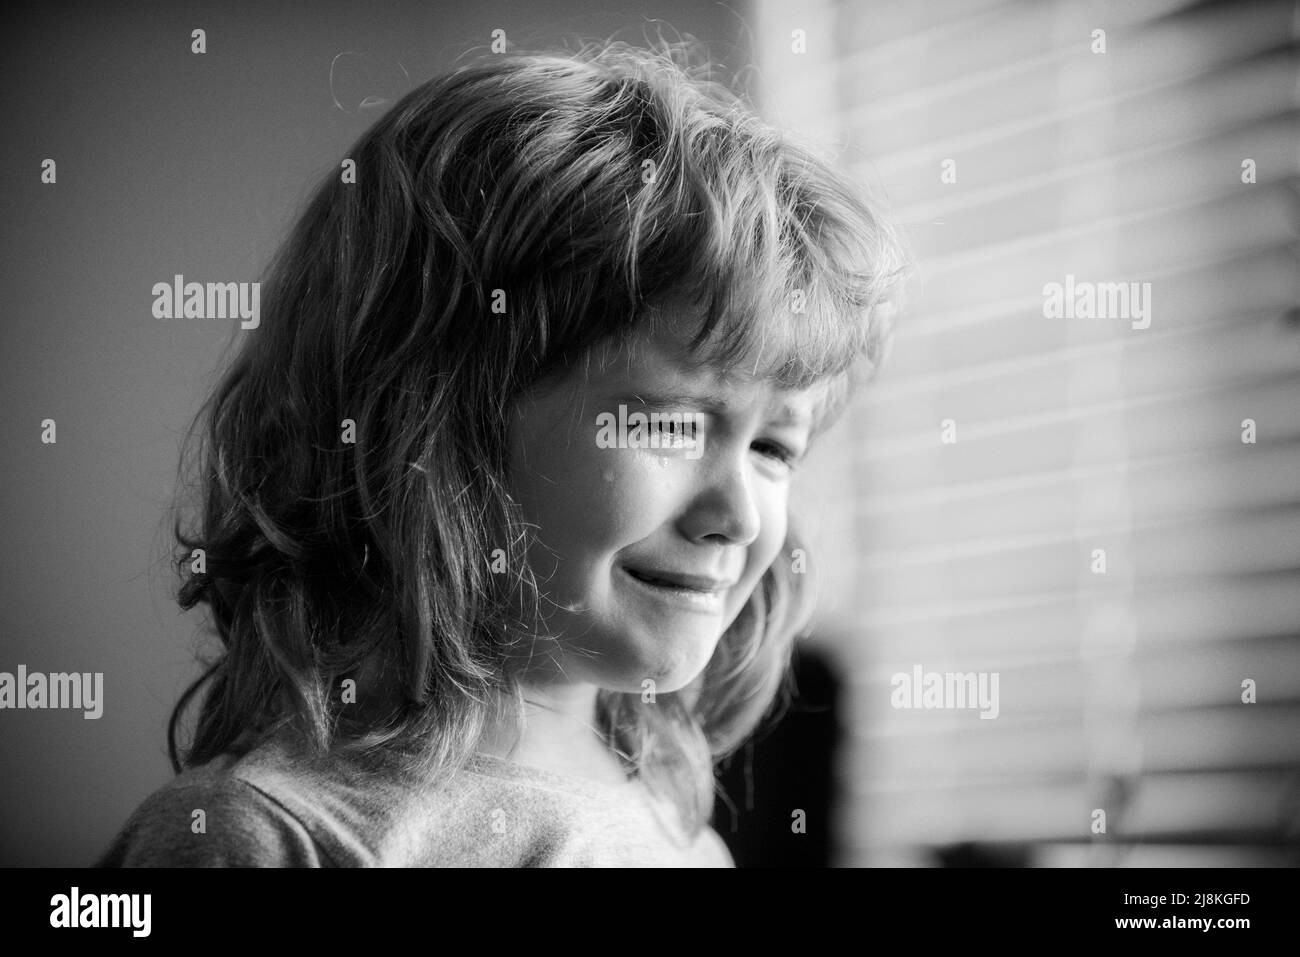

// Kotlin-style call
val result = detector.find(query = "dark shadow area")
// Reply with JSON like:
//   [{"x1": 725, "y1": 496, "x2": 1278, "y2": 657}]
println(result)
[
  {"x1": 712, "y1": 643, "x2": 842, "y2": 867},
  {"x1": 932, "y1": 842, "x2": 1032, "y2": 867}
]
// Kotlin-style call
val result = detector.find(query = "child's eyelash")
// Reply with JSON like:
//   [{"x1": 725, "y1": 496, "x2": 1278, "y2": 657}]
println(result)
[
  {"x1": 652, "y1": 418, "x2": 698, "y2": 436},
  {"x1": 641, "y1": 414, "x2": 799, "y2": 467},
  {"x1": 752, "y1": 439, "x2": 798, "y2": 466}
]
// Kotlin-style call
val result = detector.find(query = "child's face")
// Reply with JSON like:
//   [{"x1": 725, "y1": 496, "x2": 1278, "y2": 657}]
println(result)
[{"x1": 504, "y1": 307, "x2": 824, "y2": 695}]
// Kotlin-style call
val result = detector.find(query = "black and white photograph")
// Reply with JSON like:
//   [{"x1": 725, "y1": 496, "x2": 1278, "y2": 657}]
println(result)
[{"x1": 1, "y1": 0, "x2": 1296, "y2": 930}]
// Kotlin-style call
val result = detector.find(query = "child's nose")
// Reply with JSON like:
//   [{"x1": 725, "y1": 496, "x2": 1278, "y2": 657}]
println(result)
[{"x1": 678, "y1": 456, "x2": 761, "y2": 548}]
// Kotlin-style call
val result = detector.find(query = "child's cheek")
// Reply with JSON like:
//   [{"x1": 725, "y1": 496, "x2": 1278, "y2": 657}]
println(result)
[
  {"x1": 725, "y1": 492, "x2": 789, "y2": 624},
  {"x1": 591, "y1": 449, "x2": 685, "y2": 542},
  {"x1": 517, "y1": 431, "x2": 679, "y2": 557}
]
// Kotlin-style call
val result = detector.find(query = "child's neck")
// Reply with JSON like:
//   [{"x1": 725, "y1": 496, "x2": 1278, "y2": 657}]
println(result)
[{"x1": 476, "y1": 682, "x2": 631, "y2": 787}]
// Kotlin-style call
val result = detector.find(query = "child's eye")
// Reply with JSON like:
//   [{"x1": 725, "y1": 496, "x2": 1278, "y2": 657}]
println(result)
[
  {"x1": 655, "y1": 419, "x2": 694, "y2": 435},
  {"x1": 651, "y1": 417, "x2": 699, "y2": 442},
  {"x1": 752, "y1": 439, "x2": 799, "y2": 468}
]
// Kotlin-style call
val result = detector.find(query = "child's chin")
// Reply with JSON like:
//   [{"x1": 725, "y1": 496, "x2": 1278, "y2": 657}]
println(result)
[{"x1": 625, "y1": 636, "x2": 720, "y2": 693}]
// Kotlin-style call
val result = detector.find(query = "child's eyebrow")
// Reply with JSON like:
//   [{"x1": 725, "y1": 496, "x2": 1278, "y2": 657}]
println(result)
[
  {"x1": 619, "y1": 386, "x2": 731, "y2": 411},
  {"x1": 611, "y1": 387, "x2": 813, "y2": 426}
]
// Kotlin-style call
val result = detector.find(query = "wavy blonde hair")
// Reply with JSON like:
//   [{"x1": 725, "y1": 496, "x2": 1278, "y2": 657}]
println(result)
[{"x1": 168, "y1": 38, "x2": 910, "y2": 837}]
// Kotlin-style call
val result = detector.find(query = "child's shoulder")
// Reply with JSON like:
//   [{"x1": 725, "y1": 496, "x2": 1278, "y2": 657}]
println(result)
[
  {"x1": 94, "y1": 751, "x2": 329, "y2": 867},
  {"x1": 96, "y1": 734, "x2": 424, "y2": 867}
]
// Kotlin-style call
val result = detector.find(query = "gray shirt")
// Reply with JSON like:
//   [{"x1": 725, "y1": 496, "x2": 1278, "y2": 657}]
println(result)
[{"x1": 96, "y1": 734, "x2": 735, "y2": 867}]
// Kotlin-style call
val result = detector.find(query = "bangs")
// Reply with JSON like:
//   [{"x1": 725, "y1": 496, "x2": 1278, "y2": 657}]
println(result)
[
  {"x1": 551, "y1": 42, "x2": 913, "y2": 418},
  {"x1": 665, "y1": 164, "x2": 901, "y2": 388},
  {"x1": 614, "y1": 99, "x2": 910, "y2": 431}
]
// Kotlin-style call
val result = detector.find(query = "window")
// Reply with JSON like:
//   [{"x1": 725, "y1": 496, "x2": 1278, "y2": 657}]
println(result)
[{"x1": 756, "y1": 0, "x2": 1300, "y2": 866}]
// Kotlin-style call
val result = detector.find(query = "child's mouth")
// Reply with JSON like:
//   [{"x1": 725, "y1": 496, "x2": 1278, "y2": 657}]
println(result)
[{"x1": 620, "y1": 565, "x2": 732, "y2": 610}]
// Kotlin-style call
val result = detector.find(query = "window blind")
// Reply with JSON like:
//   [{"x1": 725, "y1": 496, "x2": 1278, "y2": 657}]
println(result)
[{"x1": 754, "y1": 0, "x2": 1300, "y2": 866}]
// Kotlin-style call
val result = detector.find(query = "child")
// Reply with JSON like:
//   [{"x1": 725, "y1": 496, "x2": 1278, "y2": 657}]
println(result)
[{"x1": 97, "y1": 38, "x2": 909, "y2": 867}]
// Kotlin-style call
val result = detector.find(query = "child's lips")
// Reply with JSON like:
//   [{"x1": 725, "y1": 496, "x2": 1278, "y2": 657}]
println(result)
[
  {"x1": 621, "y1": 565, "x2": 736, "y2": 593},
  {"x1": 618, "y1": 565, "x2": 734, "y2": 613}
]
